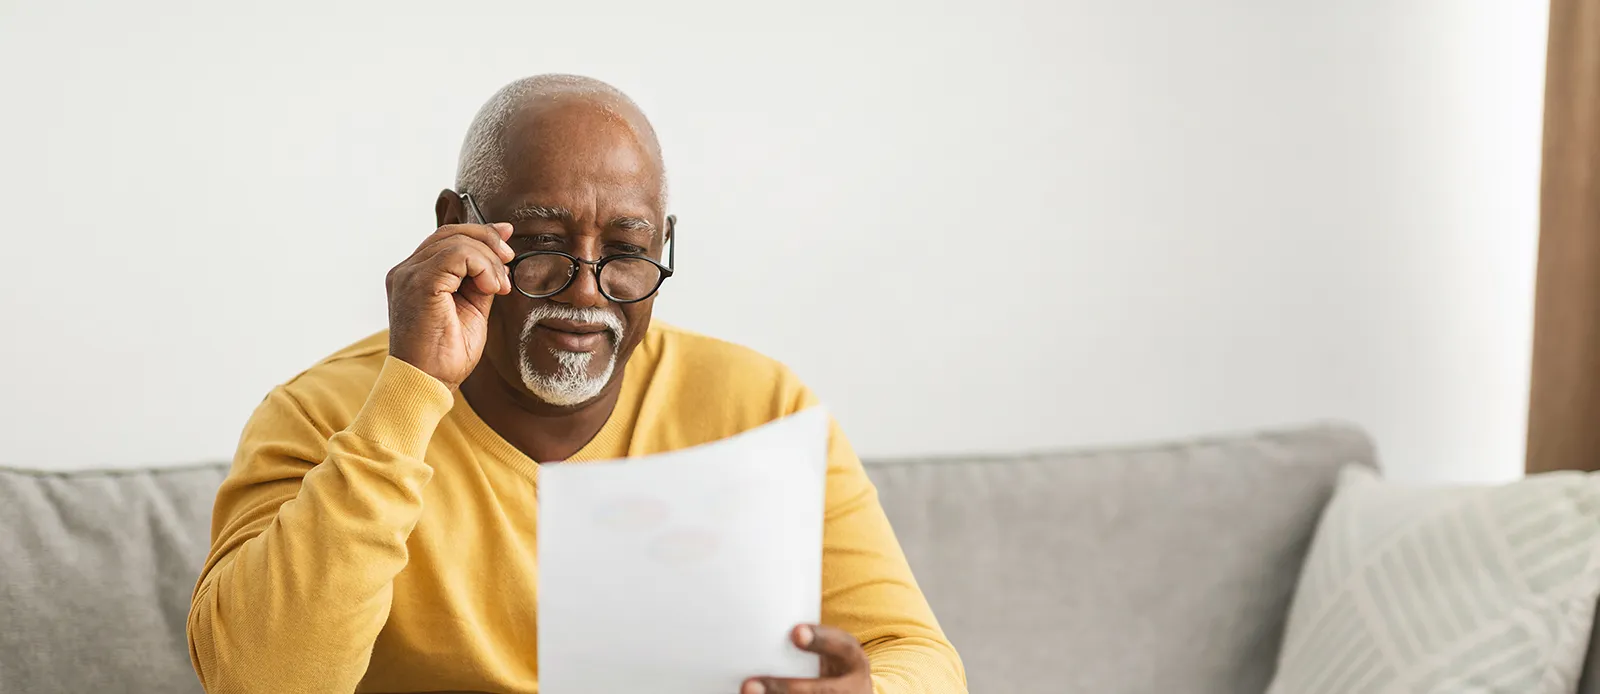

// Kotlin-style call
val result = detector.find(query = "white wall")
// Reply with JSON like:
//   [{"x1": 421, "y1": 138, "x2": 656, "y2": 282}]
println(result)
[{"x1": 0, "y1": 1, "x2": 1548, "y2": 483}]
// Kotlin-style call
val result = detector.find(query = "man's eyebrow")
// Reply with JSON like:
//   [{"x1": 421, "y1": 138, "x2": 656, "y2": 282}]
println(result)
[
  {"x1": 611, "y1": 216, "x2": 656, "y2": 237},
  {"x1": 507, "y1": 205, "x2": 574, "y2": 222},
  {"x1": 505, "y1": 205, "x2": 655, "y2": 238}
]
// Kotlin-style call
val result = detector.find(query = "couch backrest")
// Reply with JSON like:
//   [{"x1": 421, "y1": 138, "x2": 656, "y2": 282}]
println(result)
[
  {"x1": 865, "y1": 422, "x2": 1377, "y2": 694},
  {"x1": 3, "y1": 422, "x2": 1381, "y2": 693}
]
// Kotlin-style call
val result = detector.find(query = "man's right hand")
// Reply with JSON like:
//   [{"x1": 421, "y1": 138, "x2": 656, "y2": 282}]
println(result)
[{"x1": 386, "y1": 223, "x2": 517, "y2": 389}]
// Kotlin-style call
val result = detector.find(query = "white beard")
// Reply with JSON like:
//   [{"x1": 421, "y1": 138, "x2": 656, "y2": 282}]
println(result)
[{"x1": 517, "y1": 305, "x2": 624, "y2": 407}]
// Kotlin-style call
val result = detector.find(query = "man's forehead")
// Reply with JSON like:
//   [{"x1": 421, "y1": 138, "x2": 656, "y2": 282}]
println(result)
[
  {"x1": 503, "y1": 99, "x2": 654, "y2": 159},
  {"x1": 500, "y1": 103, "x2": 661, "y2": 184}
]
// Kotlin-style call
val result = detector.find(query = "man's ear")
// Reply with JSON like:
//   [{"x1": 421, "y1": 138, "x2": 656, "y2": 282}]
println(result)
[{"x1": 435, "y1": 189, "x2": 464, "y2": 227}]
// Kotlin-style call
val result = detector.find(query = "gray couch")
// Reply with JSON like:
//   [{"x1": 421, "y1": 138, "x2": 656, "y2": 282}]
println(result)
[{"x1": 3, "y1": 421, "x2": 1593, "y2": 693}]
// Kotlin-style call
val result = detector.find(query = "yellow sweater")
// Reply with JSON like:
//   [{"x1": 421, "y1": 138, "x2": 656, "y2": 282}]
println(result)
[{"x1": 187, "y1": 323, "x2": 966, "y2": 694}]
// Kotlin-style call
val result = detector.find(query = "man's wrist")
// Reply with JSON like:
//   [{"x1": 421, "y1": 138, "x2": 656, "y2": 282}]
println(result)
[{"x1": 344, "y1": 355, "x2": 457, "y2": 458}]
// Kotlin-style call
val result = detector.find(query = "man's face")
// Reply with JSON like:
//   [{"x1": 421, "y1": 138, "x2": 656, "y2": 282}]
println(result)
[{"x1": 446, "y1": 99, "x2": 667, "y2": 408}]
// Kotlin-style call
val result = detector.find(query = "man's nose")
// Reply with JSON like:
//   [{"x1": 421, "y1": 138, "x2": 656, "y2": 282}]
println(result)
[{"x1": 551, "y1": 258, "x2": 609, "y2": 309}]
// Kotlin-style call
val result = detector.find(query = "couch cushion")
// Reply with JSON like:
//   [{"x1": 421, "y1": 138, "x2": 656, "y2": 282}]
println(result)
[
  {"x1": 0, "y1": 463, "x2": 226, "y2": 693},
  {"x1": 1265, "y1": 466, "x2": 1600, "y2": 694},
  {"x1": 863, "y1": 422, "x2": 1377, "y2": 694}
]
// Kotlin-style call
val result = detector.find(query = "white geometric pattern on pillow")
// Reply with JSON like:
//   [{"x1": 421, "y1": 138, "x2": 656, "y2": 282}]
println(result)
[{"x1": 1265, "y1": 466, "x2": 1600, "y2": 694}]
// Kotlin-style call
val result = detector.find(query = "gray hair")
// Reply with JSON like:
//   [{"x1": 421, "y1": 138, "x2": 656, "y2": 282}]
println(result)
[{"x1": 455, "y1": 74, "x2": 666, "y2": 206}]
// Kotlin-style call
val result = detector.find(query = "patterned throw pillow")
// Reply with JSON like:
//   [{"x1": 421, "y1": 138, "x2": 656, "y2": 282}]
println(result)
[{"x1": 1266, "y1": 465, "x2": 1600, "y2": 694}]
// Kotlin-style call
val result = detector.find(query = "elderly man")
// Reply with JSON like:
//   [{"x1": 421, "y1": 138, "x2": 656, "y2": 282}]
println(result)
[{"x1": 185, "y1": 75, "x2": 966, "y2": 694}]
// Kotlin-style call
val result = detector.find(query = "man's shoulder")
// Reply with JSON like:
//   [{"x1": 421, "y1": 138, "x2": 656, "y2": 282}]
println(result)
[
  {"x1": 637, "y1": 322, "x2": 831, "y2": 451},
  {"x1": 272, "y1": 330, "x2": 392, "y2": 421},
  {"x1": 644, "y1": 321, "x2": 814, "y2": 410},
  {"x1": 647, "y1": 321, "x2": 796, "y2": 380}
]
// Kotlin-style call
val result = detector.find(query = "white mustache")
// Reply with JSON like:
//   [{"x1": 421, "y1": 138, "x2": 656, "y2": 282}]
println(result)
[{"x1": 520, "y1": 304, "x2": 625, "y2": 348}]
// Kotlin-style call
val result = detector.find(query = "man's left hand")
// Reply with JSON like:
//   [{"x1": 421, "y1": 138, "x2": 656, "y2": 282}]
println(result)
[{"x1": 741, "y1": 624, "x2": 871, "y2": 694}]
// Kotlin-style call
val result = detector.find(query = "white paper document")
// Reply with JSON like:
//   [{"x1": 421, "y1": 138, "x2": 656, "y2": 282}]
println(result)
[{"x1": 536, "y1": 406, "x2": 831, "y2": 693}]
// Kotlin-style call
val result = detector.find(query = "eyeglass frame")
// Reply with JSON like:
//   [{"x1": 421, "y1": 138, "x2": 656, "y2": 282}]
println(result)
[{"x1": 459, "y1": 192, "x2": 676, "y2": 304}]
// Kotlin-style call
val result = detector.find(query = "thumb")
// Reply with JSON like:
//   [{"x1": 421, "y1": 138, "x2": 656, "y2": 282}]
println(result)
[
  {"x1": 467, "y1": 265, "x2": 511, "y2": 311},
  {"x1": 459, "y1": 286, "x2": 496, "y2": 322}
]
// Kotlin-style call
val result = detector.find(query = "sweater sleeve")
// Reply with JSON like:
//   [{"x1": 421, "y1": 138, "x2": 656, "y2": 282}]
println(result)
[
  {"x1": 812, "y1": 411, "x2": 969, "y2": 693},
  {"x1": 187, "y1": 356, "x2": 455, "y2": 694}
]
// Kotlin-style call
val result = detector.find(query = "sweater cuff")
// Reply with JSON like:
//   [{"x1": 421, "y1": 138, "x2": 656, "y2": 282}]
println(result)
[{"x1": 344, "y1": 356, "x2": 456, "y2": 458}]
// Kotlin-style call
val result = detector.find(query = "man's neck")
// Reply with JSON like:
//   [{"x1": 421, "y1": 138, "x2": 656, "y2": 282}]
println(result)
[{"x1": 458, "y1": 365, "x2": 623, "y2": 464}]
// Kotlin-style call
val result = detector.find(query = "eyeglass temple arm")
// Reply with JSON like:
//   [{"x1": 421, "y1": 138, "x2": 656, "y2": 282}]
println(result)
[
  {"x1": 459, "y1": 192, "x2": 487, "y2": 226},
  {"x1": 665, "y1": 215, "x2": 676, "y2": 271}
]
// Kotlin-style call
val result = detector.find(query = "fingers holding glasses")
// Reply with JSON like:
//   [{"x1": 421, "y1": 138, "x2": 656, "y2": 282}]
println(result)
[
  {"x1": 415, "y1": 236, "x2": 513, "y2": 297},
  {"x1": 413, "y1": 222, "x2": 516, "y2": 263}
]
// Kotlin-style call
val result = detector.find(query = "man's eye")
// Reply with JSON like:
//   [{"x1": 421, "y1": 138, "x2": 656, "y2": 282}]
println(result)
[
  {"x1": 609, "y1": 244, "x2": 647, "y2": 256},
  {"x1": 522, "y1": 234, "x2": 563, "y2": 247}
]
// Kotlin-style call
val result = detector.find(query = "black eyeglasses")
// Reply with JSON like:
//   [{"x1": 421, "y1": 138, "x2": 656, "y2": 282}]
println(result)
[{"x1": 460, "y1": 192, "x2": 676, "y2": 304}]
